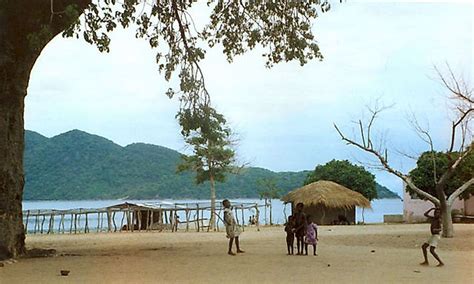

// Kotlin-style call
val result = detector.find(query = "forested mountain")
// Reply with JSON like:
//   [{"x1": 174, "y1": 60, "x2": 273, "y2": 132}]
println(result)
[{"x1": 24, "y1": 130, "x2": 399, "y2": 200}]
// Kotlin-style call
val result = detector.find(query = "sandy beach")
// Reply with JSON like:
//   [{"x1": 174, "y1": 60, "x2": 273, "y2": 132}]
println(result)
[{"x1": 1, "y1": 224, "x2": 473, "y2": 283}]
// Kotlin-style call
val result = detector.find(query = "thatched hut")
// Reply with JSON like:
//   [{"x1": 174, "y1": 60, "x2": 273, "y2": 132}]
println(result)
[{"x1": 281, "y1": 180, "x2": 371, "y2": 225}]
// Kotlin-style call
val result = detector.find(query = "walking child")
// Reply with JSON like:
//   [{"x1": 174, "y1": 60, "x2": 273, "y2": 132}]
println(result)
[
  {"x1": 222, "y1": 199, "x2": 245, "y2": 256},
  {"x1": 420, "y1": 207, "x2": 444, "y2": 266},
  {"x1": 284, "y1": 215, "x2": 295, "y2": 255},
  {"x1": 304, "y1": 215, "x2": 318, "y2": 256}
]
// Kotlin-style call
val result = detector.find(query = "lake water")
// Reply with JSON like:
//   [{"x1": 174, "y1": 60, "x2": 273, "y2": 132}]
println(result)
[{"x1": 22, "y1": 199, "x2": 402, "y2": 233}]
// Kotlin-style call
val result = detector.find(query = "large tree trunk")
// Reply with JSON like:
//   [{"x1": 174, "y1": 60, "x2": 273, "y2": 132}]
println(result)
[
  {"x1": 209, "y1": 174, "x2": 216, "y2": 231},
  {"x1": 441, "y1": 200, "x2": 454, "y2": 238},
  {"x1": 435, "y1": 183, "x2": 454, "y2": 238},
  {"x1": 0, "y1": 84, "x2": 26, "y2": 260},
  {"x1": 0, "y1": 0, "x2": 90, "y2": 259}
]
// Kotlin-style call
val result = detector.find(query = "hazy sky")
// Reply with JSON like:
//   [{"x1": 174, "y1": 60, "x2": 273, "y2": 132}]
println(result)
[{"x1": 25, "y1": 1, "x2": 473, "y2": 196}]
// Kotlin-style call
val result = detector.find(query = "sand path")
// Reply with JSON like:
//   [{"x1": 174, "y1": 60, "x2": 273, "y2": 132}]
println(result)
[{"x1": 1, "y1": 224, "x2": 473, "y2": 283}]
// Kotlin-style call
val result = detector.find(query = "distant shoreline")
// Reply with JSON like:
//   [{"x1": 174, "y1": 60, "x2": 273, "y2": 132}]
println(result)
[{"x1": 23, "y1": 197, "x2": 402, "y2": 202}]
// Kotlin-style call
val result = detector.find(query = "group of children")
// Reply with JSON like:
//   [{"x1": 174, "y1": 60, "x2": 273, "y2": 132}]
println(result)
[
  {"x1": 224, "y1": 199, "x2": 444, "y2": 266},
  {"x1": 284, "y1": 202, "x2": 318, "y2": 255}
]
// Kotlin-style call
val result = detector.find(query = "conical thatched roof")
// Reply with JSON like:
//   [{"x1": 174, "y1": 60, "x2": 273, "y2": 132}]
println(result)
[{"x1": 281, "y1": 180, "x2": 371, "y2": 209}]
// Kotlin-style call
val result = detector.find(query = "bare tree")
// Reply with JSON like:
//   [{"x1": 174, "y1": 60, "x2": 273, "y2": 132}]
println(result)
[{"x1": 334, "y1": 66, "x2": 473, "y2": 238}]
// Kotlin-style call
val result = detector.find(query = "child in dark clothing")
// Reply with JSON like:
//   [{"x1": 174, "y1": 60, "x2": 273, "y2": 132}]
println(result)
[
  {"x1": 292, "y1": 202, "x2": 307, "y2": 255},
  {"x1": 284, "y1": 216, "x2": 295, "y2": 255},
  {"x1": 420, "y1": 207, "x2": 444, "y2": 266}
]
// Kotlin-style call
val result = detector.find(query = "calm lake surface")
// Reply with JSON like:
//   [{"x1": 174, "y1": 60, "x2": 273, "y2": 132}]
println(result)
[{"x1": 22, "y1": 199, "x2": 402, "y2": 233}]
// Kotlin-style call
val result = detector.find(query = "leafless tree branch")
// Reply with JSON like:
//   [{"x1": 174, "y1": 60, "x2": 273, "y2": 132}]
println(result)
[{"x1": 333, "y1": 122, "x2": 440, "y2": 205}]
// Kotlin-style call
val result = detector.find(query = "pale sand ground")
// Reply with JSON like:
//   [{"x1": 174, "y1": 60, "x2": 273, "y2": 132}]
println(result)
[{"x1": 0, "y1": 224, "x2": 473, "y2": 284}]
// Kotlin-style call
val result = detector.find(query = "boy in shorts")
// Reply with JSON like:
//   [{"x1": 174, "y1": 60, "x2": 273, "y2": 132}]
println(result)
[{"x1": 420, "y1": 207, "x2": 444, "y2": 267}]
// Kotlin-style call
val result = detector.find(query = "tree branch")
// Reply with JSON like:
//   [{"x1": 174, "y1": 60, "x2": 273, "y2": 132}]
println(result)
[
  {"x1": 333, "y1": 123, "x2": 440, "y2": 205},
  {"x1": 438, "y1": 143, "x2": 472, "y2": 187},
  {"x1": 447, "y1": 177, "x2": 474, "y2": 205}
]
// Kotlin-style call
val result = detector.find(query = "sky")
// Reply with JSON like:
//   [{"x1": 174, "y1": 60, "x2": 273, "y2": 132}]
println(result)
[{"x1": 25, "y1": 1, "x2": 473, "y2": 196}]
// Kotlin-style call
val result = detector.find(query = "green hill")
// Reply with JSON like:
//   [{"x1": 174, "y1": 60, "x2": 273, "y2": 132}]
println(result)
[
  {"x1": 24, "y1": 130, "x2": 400, "y2": 200},
  {"x1": 376, "y1": 183, "x2": 401, "y2": 199}
]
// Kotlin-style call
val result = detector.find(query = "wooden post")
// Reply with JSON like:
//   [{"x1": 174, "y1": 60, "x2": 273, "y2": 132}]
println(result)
[
  {"x1": 149, "y1": 210, "x2": 154, "y2": 231},
  {"x1": 100, "y1": 211, "x2": 104, "y2": 231},
  {"x1": 85, "y1": 213, "x2": 89, "y2": 233},
  {"x1": 241, "y1": 205, "x2": 245, "y2": 232},
  {"x1": 97, "y1": 212, "x2": 101, "y2": 232},
  {"x1": 74, "y1": 214, "x2": 78, "y2": 234},
  {"x1": 269, "y1": 200, "x2": 273, "y2": 225},
  {"x1": 169, "y1": 210, "x2": 173, "y2": 232},
  {"x1": 61, "y1": 214, "x2": 66, "y2": 233},
  {"x1": 264, "y1": 198, "x2": 268, "y2": 225},
  {"x1": 51, "y1": 214, "x2": 55, "y2": 234},
  {"x1": 77, "y1": 211, "x2": 82, "y2": 233},
  {"x1": 186, "y1": 207, "x2": 189, "y2": 232},
  {"x1": 255, "y1": 204, "x2": 260, "y2": 232},
  {"x1": 126, "y1": 209, "x2": 131, "y2": 232},
  {"x1": 145, "y1": 210, "x2": 150, "y2": 231},
  {"x1": 59, "y1": 214, "x2": 65, "y2": 233},
  {"x1": 201, "y1": 208, "x2": 205, "y2": 231},
  {"x1": 196, "y1": 205, "x2": 200, "y2": 232},
  {"x1": 34, "y1": 213, "x2": 39, "y2": 234},
  {"x1": 120, "y1": 211, "x2": 125, "y2": 232},
  {"x1": 112, "y1": 211, "x2": 117, "y2": 232},
  {"x1": 131, "y1": 210, "x2": 136, "y2": 232},
  {"x1": 170, "y1": 210, "x2": 174, "y2": 231},
  {"x1": 40, "y1": 214, "x2": 46, "y2": 234},
  {"x1": 24, "y1": 210, "x2": 30, "y2": 234},
  {"x1": 107, "y1": 210, "x2": 112, "y2": 232},
  {"x1": 138, "y1": 210, "x2": 142, "y2": 232},
  {"x1": 47, "y1": 214, "x2": 52, "y2": 234},
  {"x1": 25, "y1": 210, "x2": 30, "y2": 234},
  {"x1": 70, "y1": 213, "x2": 74, "y2": 233}
]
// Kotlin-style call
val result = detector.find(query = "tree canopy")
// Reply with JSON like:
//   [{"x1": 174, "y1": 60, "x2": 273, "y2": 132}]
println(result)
[
  {"x1": 408, "y1": 150, "x2": 474, "y2": 200},
  {"x1": 304, "y1": 159, "x2": 377, "y2": 200},
  {"x1": 58, "y1": 0, "x2": 330, "y2": 122},
  {"x1": 177, "y1": 105, "x2": 235, "y2": 184},
  {"x1": 177, "y1": 105, "x2": 236, "y2": 230}
]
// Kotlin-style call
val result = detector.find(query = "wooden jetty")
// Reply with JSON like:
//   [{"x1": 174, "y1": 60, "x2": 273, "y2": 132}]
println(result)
[{"x1": 22, "y1": 201, "x2": 265, "y2": 235}]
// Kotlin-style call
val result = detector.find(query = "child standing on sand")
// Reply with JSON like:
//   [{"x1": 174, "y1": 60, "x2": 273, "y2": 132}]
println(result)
[
  {"x1": 223, "y1": 199, "x2": 245, "y2": 256},
  {"x1": 420, "y1": 207, "x2": 444, "y2": 266},
  {"x1": 284, "y1": 216, "x2": 295, "y2": 255},
  {"x1": 304, "y1": 215, "x2": 318, "y2": 256},
  {"x1": 292, "y1": 202, "x2": 307, "y2": 255}
]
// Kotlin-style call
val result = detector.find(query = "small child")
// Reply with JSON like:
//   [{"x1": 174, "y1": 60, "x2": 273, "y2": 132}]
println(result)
[
  {"x1": 222, "y1": 199, "x2": 244, "y2": 256},
  {"x1": 420, "y1": 207, "x2": 444, "y2": 266},
  {"x1": 293, "y1": 202, "x2": 307, "y2": 255},
  {"x1": 284, "y1": 216, "x2": 295, "y2": 255},
  {"x1": 304, "y1": 215, "x2": 318, "y2": 256}
]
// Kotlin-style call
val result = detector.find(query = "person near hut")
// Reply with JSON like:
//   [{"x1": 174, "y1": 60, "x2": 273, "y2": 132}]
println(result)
[
  {"x1": 420, "y1": 207, "x2": 444, "y2": 267},
  {"x1": 292, "y1": 202, "x2": 307, "y2": 255},
  {"x1": 284, "y1": 215, "x2": 295, "y2": 255},
  {"x1": 304, "y1": 215, "x2": 318, "y2": 256},
  {"x1": 173, "y1": 213, "x2": 180, "y2": 232},
  {"x1": 251, "y1": 215, "x2": 257, "y2": 225},
  {"x1": 223, "y1": 199, "x2": 245, "y2": 256}
]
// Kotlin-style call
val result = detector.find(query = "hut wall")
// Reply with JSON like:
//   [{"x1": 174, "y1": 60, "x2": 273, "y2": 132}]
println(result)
[
  {"x1": 136, "y1": 210, "x2": 162, "y2": 229},
  {"x1": 403, "y1": 189, "x2": 466, "y2": 223},
  {"x1": 293, "y1": 204, "x2": 355, "y2": 225}
]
